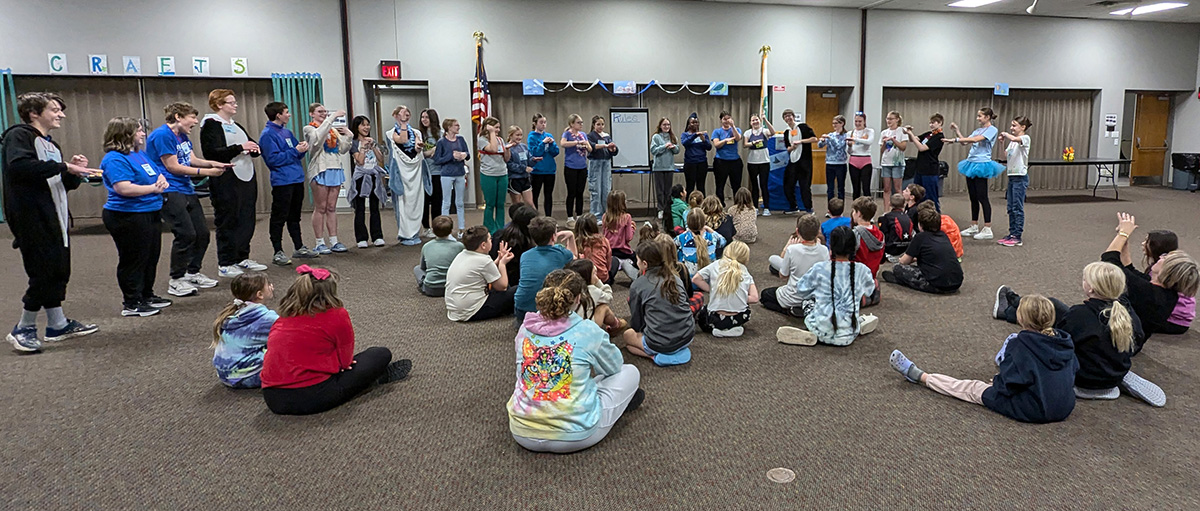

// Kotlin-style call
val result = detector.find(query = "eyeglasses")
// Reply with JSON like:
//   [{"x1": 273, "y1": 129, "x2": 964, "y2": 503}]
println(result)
[{"x1": 224, "y1": 100, "x2": 238, "y2": 105}]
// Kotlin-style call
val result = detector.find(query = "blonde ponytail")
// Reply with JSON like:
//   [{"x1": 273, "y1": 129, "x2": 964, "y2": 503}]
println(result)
[
  {"x1": 715, "y1": 241, "x2": 750, "y2": 297},
  {"x1": 1106, "y1": 301, "x2": 1134, "y2": 353},
  {"x1": 1083, "y1": 262, "x2": 1134, "y2": 352}
]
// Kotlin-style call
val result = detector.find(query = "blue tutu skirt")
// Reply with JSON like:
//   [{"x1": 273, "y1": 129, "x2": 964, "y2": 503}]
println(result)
[
  {"x1": 957, "y1": 159, "x2": 1005, "y2": 179},
  {"x1": 313, "y1": 168, "x2": 346, "y2": 187}
]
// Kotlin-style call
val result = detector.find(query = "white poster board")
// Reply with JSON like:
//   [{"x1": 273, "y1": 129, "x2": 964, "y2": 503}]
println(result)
[{"x1": 610, "y1": 108, "x2": 650, "y2": 168}]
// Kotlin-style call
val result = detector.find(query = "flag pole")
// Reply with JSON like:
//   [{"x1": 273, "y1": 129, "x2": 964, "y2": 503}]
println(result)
[
  {"x1": 759, "y1": 45, "x2": 771, "y2": 120},
  {"x1": 472, "y1": 31, "x2": 485, "y2": 135}
]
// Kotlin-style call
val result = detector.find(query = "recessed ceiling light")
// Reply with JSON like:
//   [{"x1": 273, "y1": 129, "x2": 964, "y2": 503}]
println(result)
[
  {"x1": 948, "y1": 0, "x2": 1004, "y2": 7},
  {"x1": 1111, "y1": 2, "x2": 1188, "y2": 15}
]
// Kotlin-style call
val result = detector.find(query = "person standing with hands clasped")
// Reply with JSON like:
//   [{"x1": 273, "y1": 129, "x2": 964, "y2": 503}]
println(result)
[
  {"x1": 997, "y1": 116, "x2": 1032, "y2": 247},
  {"x1": 350, "y1": 116, "x2": 387, "y2": 248},
  {"x1": 878, "y1": 111, "x2": 908, "y2": 200},
  {"x1": 710, "y1": 112, "x2": 743, "y2": 206},
  {"x1": 782, "y1": 109, "x2": 819, "y2": 215},
  {"x1": 259, "y1": 102, "x2": 313, "y2": 266},
  {"x1": 586, "y1": 115, "x2": 617, "y2": 218},
  {"x1": 3, "y1": 93, "x2": 103, "y2": 352},
  {"x1": 561, "y1": 114, "x2": 592, "y2": 227},
  {"x1": 847, "y1": 113, "x2": 876, "y2": 200},
  {"x1": 904, "y1": 113, "x2": 946, "y2": 212},
  {"x1": 818, "y1": 115, "x2": 850, "y2": 205},
  {"x1": 948, "y1": 107, "x2": 1005, "y2": 241},
  {"x1": 389, "y1": 105, "x2": 426, "y2": 246},
  {"x1": 304, "y1": 104, "x2": 353, "y2": 254},
  {"x1": 527, "y1": 113, "x2": 560, "y2": 217},
  {"x1": 651, "y1": 117, "x2": 681, "y2": 224},
  {"x1": 680, "y1": 114, "x2": 711, "y2": 195},
  {"x1": 200, "y1": 89, "x2": 264, "y2": 279},
  {"x1": 478, "y1": 116, "x2": 510, "y2": 234},
  {"x1": 435, "y1": 118, "x2": 471, "y2": 235},
  {"x1": 149, "y1": 102, "x2": 233, "y2": 299}
]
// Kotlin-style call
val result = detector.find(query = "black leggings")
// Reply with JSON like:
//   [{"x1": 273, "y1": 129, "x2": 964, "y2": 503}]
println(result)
[
  {"x1": 352, "y1": 180, "x2": 383, "y2": 243},
  {"x1": 849, "y1": 162, "x2": 873, "y2": 199},
  {"x1": 262, "y1": 347, "x2": 392, "y2": 415},
  {"x1": 270, "y1": 183, "x2": 305, "y2": 253},
  {"x1": 209, "y1": 171, "x2": 258, "y2": 267},
  {"x1": 683, "y1": 162, "x2": 707, "y2": 195},
  {"x1": 747, "y1": 162, "x2": 770, "y2": 210},
  {"x1": 712, "y1": 157, "x2": 742, "y2": 205},
  {"x1": 564, "y1": 166, "x2": 587, "y2": 217},
  {"x1": 965, "y1": 177, "x2": 991, "y2": 223},
  {"x1": 468, "y1": 287, "x2": 516, "y2": 322},
  {"x1": 531, "y1": 173, "x2": 556, "y2": 217}
]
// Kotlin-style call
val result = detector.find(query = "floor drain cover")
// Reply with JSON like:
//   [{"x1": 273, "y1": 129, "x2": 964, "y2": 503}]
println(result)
[{"x1": 767, "y1": 468, "x2": 795, "y2": 483}]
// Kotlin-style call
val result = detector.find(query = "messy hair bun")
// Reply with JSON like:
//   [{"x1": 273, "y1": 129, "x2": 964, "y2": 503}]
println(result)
[{"x1": 535, "y1": 269, "x2": 584, "y2": 320}]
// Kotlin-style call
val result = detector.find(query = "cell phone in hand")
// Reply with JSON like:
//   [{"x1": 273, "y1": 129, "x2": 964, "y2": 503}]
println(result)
[{"x1": 332, "y1": 115, "x2": 348, "y2": 127}]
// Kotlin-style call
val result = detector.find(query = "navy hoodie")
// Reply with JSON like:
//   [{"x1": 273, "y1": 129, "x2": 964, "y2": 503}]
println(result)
[{"x1": 981, "y1": 329, "x2": 1078, "y2": 424}]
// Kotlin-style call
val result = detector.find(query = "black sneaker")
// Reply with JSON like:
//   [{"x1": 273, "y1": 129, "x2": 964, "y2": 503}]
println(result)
[
  {"x1": 625, "y1": 388, "x2": 646, "y2": 413},
  {"x1": 377, "y1": 359, "x2": 413, "y2": 384},
  {"x1": 145, "y1": 295, "x2": 173, "y2": 308},
  {"x1": 881, "y1": 270, "x2": 898, "y2": 284},
  {"x1": 44, "y1": 319, "x2": 99, "y2": 343},
  {"x1": 122, "y1": 304, "x2": 161, "y2": 317}
]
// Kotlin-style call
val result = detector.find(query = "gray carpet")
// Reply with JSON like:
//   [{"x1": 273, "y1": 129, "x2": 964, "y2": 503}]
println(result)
[{"x1": 1, "y1": 186, "x2": 1198, "y2": 510}]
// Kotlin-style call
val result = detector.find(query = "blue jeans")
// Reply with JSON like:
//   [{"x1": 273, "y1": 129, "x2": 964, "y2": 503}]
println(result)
[
  {"x1": 441, "y1": 175, "x2": 466, "y2": 230},
  {"x1": 914, "y1": 174, "x2": 941, "y2": 212},
  {"x1": 588, "y1": 158, "x2": 612, "y2": 218},
  {"x1": 1006, "y1": 175, "x2": 1028, "y2": 239}
]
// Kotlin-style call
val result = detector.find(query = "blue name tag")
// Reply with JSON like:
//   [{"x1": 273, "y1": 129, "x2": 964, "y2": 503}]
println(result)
[
  {"x1": 223, "y1": 124, "x2": 237, "y2": 134},
  {"x1": 286, "y1": 139, "x2": 294, "y2": 148}
]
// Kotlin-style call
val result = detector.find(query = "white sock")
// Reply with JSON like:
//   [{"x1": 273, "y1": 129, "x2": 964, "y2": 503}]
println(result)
[
  {"x1": 315, "y1": 237, "x2": 325, "y2": 247},
  {"x1": 329, "y1": 236, "x2": 339, "y2": 245}
]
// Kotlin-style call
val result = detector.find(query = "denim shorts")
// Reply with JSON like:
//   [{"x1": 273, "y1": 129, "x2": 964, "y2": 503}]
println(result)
[{"x1": 880, "y1": 165, "x2": 904, "y2": 179}]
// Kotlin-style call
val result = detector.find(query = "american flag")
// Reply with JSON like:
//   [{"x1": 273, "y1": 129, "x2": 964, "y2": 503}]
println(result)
[{"x1": 471, "y1": 38, "x2": 490, "y2": 130}]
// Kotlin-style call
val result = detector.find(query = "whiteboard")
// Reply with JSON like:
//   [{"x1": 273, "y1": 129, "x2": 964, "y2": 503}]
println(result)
[{"x1": 610, "y1": 108, "x2": 650, "y2": 168}]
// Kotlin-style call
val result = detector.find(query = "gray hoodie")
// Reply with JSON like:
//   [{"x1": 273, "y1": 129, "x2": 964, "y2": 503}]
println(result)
[{"x1": 628, "y1": 268, "x2": 694, "y2": 353}]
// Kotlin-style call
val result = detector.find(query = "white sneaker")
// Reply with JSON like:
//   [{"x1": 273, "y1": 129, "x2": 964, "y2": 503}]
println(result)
[
  {"x1": 974, "y1": 227, "x2": 993, "y2": 240},
  {"x1": 357, "y1": 241, "x2": 369, "y2": 248},
  {"x1": 185, "y1": 272, "x2": 219, "y2": 288},
  {"x1": 374, "y1": 238, "x2": 386, "y2": 247},
  {"x1": 237, "y1": 259, "x2": 267, "y2": 271},
  {"x1": 218, "y1": 266, "x2": 244, "y2": 278},
  {"x1": 777, "y1": 326, "x2": 817, "y2": 346},
  {"x1": 657, "y1": 211, "x2": 663, "y2": 219},
  {"x1": 859, "y1": 314, "x2": 879, "y2": 335},
  {"x1": 422, "y1": 228, "x2": 434, "y2": 238},
  {"x1": 713, "y1": 326, "x2": 745, "y2": 338},
  {"x1": 168, "y1": 278, "x2": 199, "y2": 297},
  {"x1": 885, "y1": 254, "x2": 899, "y2": 264},
  {"x1": 762, "y1": 209, "x2": 771, "y2": 217},
  {"x1": 961, "y1": 224, "x2": 980, "y2": 237}
]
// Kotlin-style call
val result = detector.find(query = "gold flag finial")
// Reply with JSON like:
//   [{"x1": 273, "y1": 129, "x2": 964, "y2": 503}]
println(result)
[
  {"x1": 759, "y1": 45, "x2": 771, "y2": 55},
  {"x1": 473, "y1": 31, "x2": 485, "y2": 43}
]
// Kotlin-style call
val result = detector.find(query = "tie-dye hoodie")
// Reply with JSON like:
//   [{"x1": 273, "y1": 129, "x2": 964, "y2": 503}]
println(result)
[
  {"x1": 507, "y1": 311, "x2": 625, "y2": 442},
  {"x1": 213, "y1": 303, "x2": 279, "y2": 388}
]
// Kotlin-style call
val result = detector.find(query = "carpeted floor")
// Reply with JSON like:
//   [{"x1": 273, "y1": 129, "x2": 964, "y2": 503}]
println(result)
[{"x1": 2, "y1": 186, "x2": 1198, "y2": 510}]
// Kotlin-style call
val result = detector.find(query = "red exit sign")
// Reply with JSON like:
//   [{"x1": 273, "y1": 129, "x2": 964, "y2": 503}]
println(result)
[{"x1": 380, "y1": 60, "x2": 402, "y2": 80}]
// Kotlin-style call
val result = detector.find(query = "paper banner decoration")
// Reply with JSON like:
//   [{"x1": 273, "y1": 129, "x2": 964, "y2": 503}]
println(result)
[
  {"x1": 192, "y1": 57, "x2": 210, "y2": 76},
  {"x1": 122, "y1": 56, "x2": 141, "y2": 75},
  {"x1": 48, "y1": 54, "x2": 67, "y2": 74},
  {"x1": 88, "y1": 55, "x2": 108, "y2": 75},
  {"x1": 709, "y1": 82, "x2": 729, "y2": 96},
  {"x1": 231, "y1": 57, "x2": 248, "y2": 76},
  {"x1": 522, "y1": 79, "x2": 544, "y2": 95},
  {"x1": 613, "y1": 81, "x2": 636, "y2": 95},
  {"x1": 157, "y1": 56, "x2": 175, "y2": 76}
]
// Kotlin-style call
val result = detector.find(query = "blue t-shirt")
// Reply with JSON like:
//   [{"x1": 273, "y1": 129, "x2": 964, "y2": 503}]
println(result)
[
  {"x1": 146, "y1": 124, "x2": 195, "y2": 194},
  {"x1": 967, "y1": 125, "x2": 999, "y2": 162},
  {"x1": 514, "y1": 245, "x2": 575, "y2": 312},
  {"x1": 821, "y1": 216, "x2": 852, "y2": 244},
  {"x1": 711, "y1": 126, "x2": 742, "y2": 161},
  {"x1": 101, "y1": 151, "x2": 163, "y2": 213}
]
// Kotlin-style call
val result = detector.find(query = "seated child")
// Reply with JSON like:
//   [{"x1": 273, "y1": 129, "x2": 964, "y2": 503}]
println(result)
[
  {"x1": 763, "y1": 214, "x2": 829, "y2": 317},
  {"x1": 994, "y1": 262, "x2": 1149, "y2": 404},
  {"x1": 445, "y1": 225, "x2": 516, "y2": 322},
  {"x1": 820, "y1": 198, "x2": 851, "y2": 245},
  {"x1": 675, "y1": 208, "x2": 727, "y2": 275},
  {"x1": 903, "y1": 183, "x2": 925, "y2": 226},
  {"x1": 879, "y1": 193, "x2": 912, "y2": 263},
  {"x1": 575, "y1": 214, "x2": 616, "y2": 284},
  {"x1": 1135, "y1": 229, "x2": 1195, "y2": 326},
  {"x1": 622, "y1": 238, "x2": 696, "y2": 366},
  {"x1": 513, "y1": 216, "x2": 577, "y2": 322},
  {"x1": 670, "y1": 184, "x2": 689, "y2": 234},
  {"x1": 687, "y1": 189, "x2": 704, "y2": 210},
  {"x1": 1103, "y1": 213, "x2": 1197, "y2": 339},
  {"x1": 262, "y1": 266, "x2": 412, "y2": 415},
  {"x1": 565, "y1": 259, "x2": 626, "y2": 333},
  {"x1": 692, "y1": 240, "x2": 758, "y2": 338},
  {"x1": 729, "y1": 187, "x2": 758, "y2": 244},
  {"x1": 889, "y1": 294, "x2": 1078, "y2": 424},
  {"x1": 603, "y1": 190, "x2": 639, "y2": 281},
  {"x1": 851, "y1": 197, "x2": 884, "y2": 307},
  {"x1": 926, "y1": 200, "x2": 964, "y2": 260},
  {"x1": 414, "y1": 215, "x2": 464, "y2": 297},
  {"x1": 881, "y1": 206, "x2": 963, "y2": 294},
  {"x1": 211, "y1": 274, "x2": 277, "y2": 389},
  {"x1": 701, "y1": 195, "x2": 737, "y2": 258},
  {"x1": 776, "y1": 226, "x2": 878, "y2": 346},
  {"x1": 508, "y1": 269, "x2": 644, "y2": 454}
]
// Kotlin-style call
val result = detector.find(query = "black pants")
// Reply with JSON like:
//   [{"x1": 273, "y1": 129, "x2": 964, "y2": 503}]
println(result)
[
  {"x1": 161, "y1": 192, "x2": 209, "y2": 279},
  {"x1": 423, "y1": 175, "x2": 456, "y2": 228},
  {"x1": 965, "y1": 177, "x2": 992, "y2": 223},
  {"x1": 759, "y1": 288, "x2": 811, "y2": 318},
  {"x1": 784, "y1": 160, "x2": 814, "y2": 212},
  {"x1": 103, "y1": 210, "x2": 161, "y2": 307},
  {"x1": 531, "y1": 173, "x2": 556, "y2": 217},
  {"x1": 698, "y1": 306, "x2": 750, "y2": 331},
  {"x1": 683, "y1": 162, "x2": 707, "y2": 195},
  {"x1": 825, "y1": 163, "x2": 847, "y2": 202},
  {"x1": 469, "y1": 287, "x2": 517, "y2": 321},
  {"x1": 14, "y1": 227, "x2": 70, "y2": 312},
  {"x1": 262, "y1": 347, "x2": 392, "y2": 415},
  {"x1": 653, "y1": 171, "x2": 673, "y2": 218},
  {"x1": 352, "y1": 179, "x2": 383, "y2": 243},
  {"x1": 564, "y1": 166, "x2": 587, "y2": 217},
  {"x1": 892, "y1": 264, "x2": 958, "y2": 294},
  {"x1": 849, "y1": 162, "x2": 873, "y2": 199},
  {"x1": 270, "y1": 183, "x2": 305, "y2": 253},
  {"x1": 711, "y1": 157, "x2": 742, "y2": 205},
  {"x1": 1001, "y1": 290, "x2": 1070, "y2": 325},
  {"x1": 209, "y1": 171, "x2": 257, "y2": 267},
  {"x1": 748, "y1": 162, "x2": 770, "y2": 210}
]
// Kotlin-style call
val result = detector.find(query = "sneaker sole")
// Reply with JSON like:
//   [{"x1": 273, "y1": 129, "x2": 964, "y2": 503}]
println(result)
[
  {"x1": 122, "y1": 309, "x2": 161, "y2": 317},
  {"x1": 7, "y1": 333, "x2": 41, "y2": 352},
  {"x1": 189, "y1": 281, "x2": 218, "y2": 289},
  {"x1": 148, "y1": 302, "x2": 172, "y2": 309},
  {"x1": 777, "y1": 326, "x2": 817, "y2": 346},
  {"x1": 1121, "y1": 373, "x2": 1166, "y2": 407},
  {"x1": 993, "y1": 286, "x2": 1009, "y2": 320},
  {"x1": 238, "y1": 266, "x2": 268, "y2": 272},
  {"x1": 859, "y1": 315, "x2": 879, "y2": 335},
  {"x1": 168, "y1": 288, "x2": 199, "y2": 297},
  {"x1": 274, "y1": 260, "x2": 292, "y2": 266},
  {"x1": 45, "y1": 325, "x2": 98, "y2": 343}
]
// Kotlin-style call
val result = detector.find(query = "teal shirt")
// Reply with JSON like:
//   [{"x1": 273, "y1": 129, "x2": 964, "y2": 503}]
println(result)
[
  {"x1": 514, "y1": 245, "x2": 575, "y2": 312},
  {"x1": 421, "y1": 237, "x2": 465, "y2": 289},
  {"x1": 650, "y1": 133, "x2": 680, "y2": 172}
]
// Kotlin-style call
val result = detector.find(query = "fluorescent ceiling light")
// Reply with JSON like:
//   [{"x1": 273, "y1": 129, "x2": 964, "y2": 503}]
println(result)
[
  {"x1": 948, "y1": 0, "x2": 1003, "y2": 7},
  {"x1": 1111, "y1": 2, "x2": 1188, "y2": 15}
]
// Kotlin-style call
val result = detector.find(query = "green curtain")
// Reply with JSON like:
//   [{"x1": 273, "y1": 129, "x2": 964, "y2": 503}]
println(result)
[
  {"x1": 271, "y1": 72, "x2": 324, "y2": 205},
  {"x1": 0, "y1": 68, "x2": 17, "y2": 223}
]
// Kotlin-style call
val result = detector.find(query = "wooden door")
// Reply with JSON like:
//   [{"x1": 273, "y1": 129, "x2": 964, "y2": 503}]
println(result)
[
  {"x1": 1132, "y1": 93, "x2": 1171, "y2": 178},
  {"x1": 806, "y1": 90, "x2": 839, "y2": 185}
]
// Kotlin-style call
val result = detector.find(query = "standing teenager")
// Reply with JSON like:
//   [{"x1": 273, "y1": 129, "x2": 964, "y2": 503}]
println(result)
[
  {"x1": 878, "y1": 111, "x2": 908, "y2": 200},
  {"x1": 2, "y1": 93, "x2": 101, "y2": 352},
  {"x1": 949, "y1": 107, "x2": 1005, "y2": 241},
  {"x1": 389, "y1": 105, "x2": 426, "y2": 246},
  {"x1": 350, "y1": 115, "x2": 386, "y2": 248},
  {"x1": 505, "y1": 125, "x2": 535, "y2": 208},
  {"x1": 478, "y1": 116, "x2": 510, "y2": 234},
  {"x1": 710, "y1": 111, "x2": 743, "y2": 205},
  {"x1": 149, "y1": 102, "x2": 232, "y2": 298},
  {"x1": 680, "y1": 113, "x2": 711, "y2": 195},
  {"x1": 561, "y1": 114, "x2": 591, "y2": 225},
  {"x1": 200, "y1": 89, "x2": 264, "y2": 278},
  {"x1": 434, "y1": 118, "x2": 470, "y2": 234},
  {"x1": 303, "y1": 103, "x2": 353, "y2": 254},
  {"x1": 259, "y1": 102, "x2": 314, "y2": 265},
  {"x1": 904, "y1": 113, "x2": 945, "y2": 212},
  {"x1": 997, "y1": 116, "x2": 1033, "y2": 247},
  {"x1": 419, "y1": 108, "x2": 444, "y2": 237},
  {"x1": 782, "y1": 109, "x2": 818, "y2": 214},
  {"x1": 586, "y1": 115, "x2": 617, "y2": 218},
  {"x1": 527, "y1": 113, "x2": 560, "y2": 217},
  {"x1": 743, "y1": 114, "x2": 775, "y2": 215},
  {"x1": 847, "y1": 113, "x2": 876, "y2": 199},
  {"x1": 650, "y1": 117, "x2": 681, "y2": 224},
  {"x1": 818, "y1": 115, "x2": 850, "y2": 204}
]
